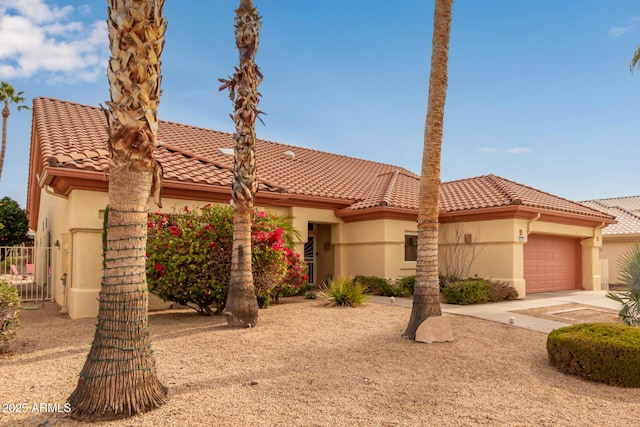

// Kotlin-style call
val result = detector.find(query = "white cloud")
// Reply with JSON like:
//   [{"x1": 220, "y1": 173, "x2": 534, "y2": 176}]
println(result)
[
  {"x1": 610, "y1": 16, "x2": 640, "y2": 38},
  {"x1": 0, "y1": 0, "x2": 72, "y2": 23},
  {"x1": 0, "y1": 0, "x2": 108, "y2": 82},
  {"x1": 477, "y1": 147, "x2": 497, "y2": 152},
  {"x1": 506, "y1": 147, "x2": 531, "y2": 154},
  {"x1": 610, "y1": 25, "x2": 634, "y2": 38}
]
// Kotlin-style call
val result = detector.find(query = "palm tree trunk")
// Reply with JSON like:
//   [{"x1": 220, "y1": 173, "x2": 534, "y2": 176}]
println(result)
[
  {"x1": 67, "y1": 163, "x2": 167, "y2": 420},
  {"x1": 67, "y1": 0, "x2": 167, "y2": 419},
  {"x1": 0, "y1": 103, "x2": 9, "y2": 183},
  {"x1": 221, "y1": 0, "x2": 262, "y2": 327},
  {"x1": 227, "y1": 200, "x2": 259, "y2": 326},
  {"x1": 404, "y1": 0, "x2": 453, "y2": 340}
]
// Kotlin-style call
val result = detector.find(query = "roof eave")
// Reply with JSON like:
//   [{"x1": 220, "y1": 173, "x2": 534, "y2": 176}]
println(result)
[
  {"x1": 439, "y1": 205, "x2": 616, "y2": 228},
  {"x1": 602, "y1": 232, "x2": 640, "y2": 241},
  {"x1": 335, "y1": 205, "x2": 417, "y2": 223}
]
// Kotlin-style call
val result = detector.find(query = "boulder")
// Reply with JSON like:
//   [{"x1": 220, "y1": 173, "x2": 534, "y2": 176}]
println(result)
[{"x1": 415, "y1": 316, "x2": 454, "y2": 343}]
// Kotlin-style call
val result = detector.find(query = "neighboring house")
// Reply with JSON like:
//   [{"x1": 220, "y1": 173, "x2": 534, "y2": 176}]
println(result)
[
  {"x1": 27, "y1": 98, "x2": 615, "y2": 318},
  {"x1": 581, "y1": 197, "x2": 640, "y2": 287}
]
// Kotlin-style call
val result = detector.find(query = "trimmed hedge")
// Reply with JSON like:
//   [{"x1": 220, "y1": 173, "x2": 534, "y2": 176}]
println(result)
[
  {"x1": 442, "y1": 277, "x2": 518, "y2": 305},
  {"x1": 354, "y1": 275, "x2": 411, "y2": 297},
  {"x1": 442, "y1": 279, "x2": 490, "y2": 305},
  {"x1": 547, "y1": 323, "x2": 640, "y2": 387}
]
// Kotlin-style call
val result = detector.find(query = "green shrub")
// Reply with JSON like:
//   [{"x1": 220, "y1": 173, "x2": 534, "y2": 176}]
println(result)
[
  {"x1": 442, "y1": 278, "x2": 490, "y2": 305},
  {"x1": 318, "y1": 277, "x2": 369, "y2": 307},
  {"x1": 547, "y1": 323, "x2": 640, "y2": 387},
  {"x1": 395, "y1": 275, "x2": 415, "y2": 295},
  {"x1": 355, "y1": 275, "x2": 409, "y2": 297},
  {"x1": 487, "y1": 280, "x2": 518, "y2": 302},
  {"x1": 0, "y1": 280, "x2": 20, "y2": 353},
  {"x1": 0, "y1": 257, "x2": 16, "y2": 275},
  {"x1": 439, "y1": 274, "x2": 459, "y2": 290}
]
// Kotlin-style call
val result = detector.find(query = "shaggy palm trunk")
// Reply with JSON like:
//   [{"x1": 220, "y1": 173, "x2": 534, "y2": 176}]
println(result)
[
  {"x1": 0, "y1": 104, "x2": 8, "y2": 183},
  {"x1": 404, "y1": 0, "x2": 453, "y2": 340},
  {"x1": 67, "y1": 167, "x2": 167, "y2": 420},
  {"x1": 220, "y1": 0, "x2": 262, "y2": 327},
  {"x1": 67, "y1": 0, "x2": 167, "y2": 420}
]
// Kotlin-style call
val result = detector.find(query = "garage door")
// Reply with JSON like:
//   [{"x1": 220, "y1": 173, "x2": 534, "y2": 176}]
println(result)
[{"x1": 524, "y1": 234, "x2": 581, "y2": 293}]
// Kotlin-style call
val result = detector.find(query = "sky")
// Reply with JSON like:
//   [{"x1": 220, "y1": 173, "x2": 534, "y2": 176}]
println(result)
[{"x1": 0, "y1": 0, "x2": 639, "y2": 210}]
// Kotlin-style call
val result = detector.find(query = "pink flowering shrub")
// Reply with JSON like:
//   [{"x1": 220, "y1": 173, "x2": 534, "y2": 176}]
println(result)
[{"x1": 146, "y1": 205, "x2": 307, "y2": 314}]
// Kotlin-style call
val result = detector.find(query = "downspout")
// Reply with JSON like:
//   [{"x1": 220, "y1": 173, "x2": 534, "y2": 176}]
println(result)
[{"x1": 527, "y1": 213, "x2": 541, "y2": 235}]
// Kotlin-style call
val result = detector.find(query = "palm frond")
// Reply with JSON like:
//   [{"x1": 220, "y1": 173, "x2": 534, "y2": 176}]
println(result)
[
  {"x1": 616, "y1": 242, "x2": 640, "y2": 291},
  {"x1": 631, "y1": 44, "x2": 640, "y2": 73}
]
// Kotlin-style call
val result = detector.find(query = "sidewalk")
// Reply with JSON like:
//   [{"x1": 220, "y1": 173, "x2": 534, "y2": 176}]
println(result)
[{"x1": 370, "y1": 290, "x2": 622, "y2": 334}]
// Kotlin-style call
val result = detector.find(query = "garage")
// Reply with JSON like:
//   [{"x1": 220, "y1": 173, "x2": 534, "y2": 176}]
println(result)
[{"x1": 524, "y1": 234, "x2": 581, "y2": 293}]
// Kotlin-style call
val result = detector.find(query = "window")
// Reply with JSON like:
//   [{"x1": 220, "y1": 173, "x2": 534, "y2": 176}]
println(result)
[{"x1": 405, "y1": 234, "x2": 417, "y2": 262}]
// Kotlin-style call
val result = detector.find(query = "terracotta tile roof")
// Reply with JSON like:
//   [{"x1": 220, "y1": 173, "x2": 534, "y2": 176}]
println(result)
[
  {"x1": 586, "y1": 196, "x2": 640, "y2": 213},
  {"x1": 350, "y1": 170, "x2": 419, "y2": 210},
  {"x1": 29, "y1": 98, "x2": 614, "y2": 224},
  {"x1": 581, "y1": 200, "x2": 640, "y2": 236},
  {"x1": 440, "y1": 174, "x2": 614, "y2": 220},
  {"x1": 31, "y1": 97, "x2": 413, "y2": 204}
]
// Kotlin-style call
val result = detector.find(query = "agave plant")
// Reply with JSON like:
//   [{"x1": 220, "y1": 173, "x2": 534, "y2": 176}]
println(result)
[
  {"x1": 607, "y1": 242, "x2": 640, "y2": 326},
  {"x1": 318, "y1": 277, "x2": 369, "y2": 307}
]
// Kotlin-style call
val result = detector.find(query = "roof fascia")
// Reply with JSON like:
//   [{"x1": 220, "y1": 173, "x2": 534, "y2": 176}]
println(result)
[
  {"x1": 439, "y1": 205, "x2": 616, "y2": 228},
  {"x1": 335, "y1": 206, "x2": 417, "y2": 223}
]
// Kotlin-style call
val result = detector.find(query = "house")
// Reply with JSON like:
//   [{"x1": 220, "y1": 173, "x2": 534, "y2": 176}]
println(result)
[
  {"x1": 27, "y1": 97, "x2": 616, "y2": 318},
  {"x1": 581, "y1": 197, "x2": 640, "y2": 287}
]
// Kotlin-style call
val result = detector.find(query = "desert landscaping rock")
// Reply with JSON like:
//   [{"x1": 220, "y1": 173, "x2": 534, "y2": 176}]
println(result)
[
  {"x1": 415, "y1": 315, "x2": 454, "y2": 343},
  {"x1": 1, "y1": 298, "x2": 639, "y2": 426}
]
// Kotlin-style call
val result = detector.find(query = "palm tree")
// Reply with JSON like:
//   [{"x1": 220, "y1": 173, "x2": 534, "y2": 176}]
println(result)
[
  {"x1": 404, "y1": 0, "x2": 454, "y2": 340},
  {"x1": 67, "y1": 0, "x2": 167, "y2": 420},
  {"x1": 219, "y1": 0, "x2": 263, "y2": 327},
  {"x1": 0, "y1": 82, "x2": 29, "y2": 183}
]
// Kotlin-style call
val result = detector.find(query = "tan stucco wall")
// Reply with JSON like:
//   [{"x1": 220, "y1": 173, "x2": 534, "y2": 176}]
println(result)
[
  {"x1": 334, "y1": 219, "x2": 417, "y2": 279},
  {"x1": 600, "y1": 237, "x2": 640, "y2": 286},
  {"x1": 37, "y1": 189, "x2": 423, "y2": 318},
  {"x1": 65, "y1": 191, "x2": 108, "y2": 319},
  {"x1": 38, "y1": 185, "x2": 606, "y2": 317},
  {"x1": 35, "y1": 188, "x2": 69, "y2": 309},
  {"x1": 438, "y1": 218, "x2": 603, "y2": 298},
  {"x1": 439, "y1": 220, "x2": 526, "y2": 295}
]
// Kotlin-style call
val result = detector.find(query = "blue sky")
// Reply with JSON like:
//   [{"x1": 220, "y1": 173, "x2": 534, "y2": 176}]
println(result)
[{"x1": 0, "y1": 0, "x2": 639, "y2": 209}]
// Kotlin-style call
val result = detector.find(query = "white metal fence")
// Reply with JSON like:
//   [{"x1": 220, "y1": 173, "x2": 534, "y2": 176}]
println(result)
[{"x1": 0, "y1": 246, "x2": 53, "y2": 303}]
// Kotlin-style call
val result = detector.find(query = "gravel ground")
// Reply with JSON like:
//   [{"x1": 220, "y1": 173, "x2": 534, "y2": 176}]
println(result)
[{"x1": 1, "y1": 298, "x2": 639, "y2": 427}]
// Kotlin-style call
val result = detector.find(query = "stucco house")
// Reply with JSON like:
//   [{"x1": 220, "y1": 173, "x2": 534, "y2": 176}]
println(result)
[
  {"x1": 27, "y1": 97, "x2": 615, "y2": 318},
  {"x1": 582, "y1": 197, "x2": 640, "y2": 287}
]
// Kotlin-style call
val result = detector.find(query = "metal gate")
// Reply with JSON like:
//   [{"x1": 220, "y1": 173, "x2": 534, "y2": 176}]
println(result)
[
  {"x1": 304, "y1": 236, "x2": 315, "y2": 285},
  {"x1": 0, "y1": 246, "x2": 53, "y2": 303}
]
